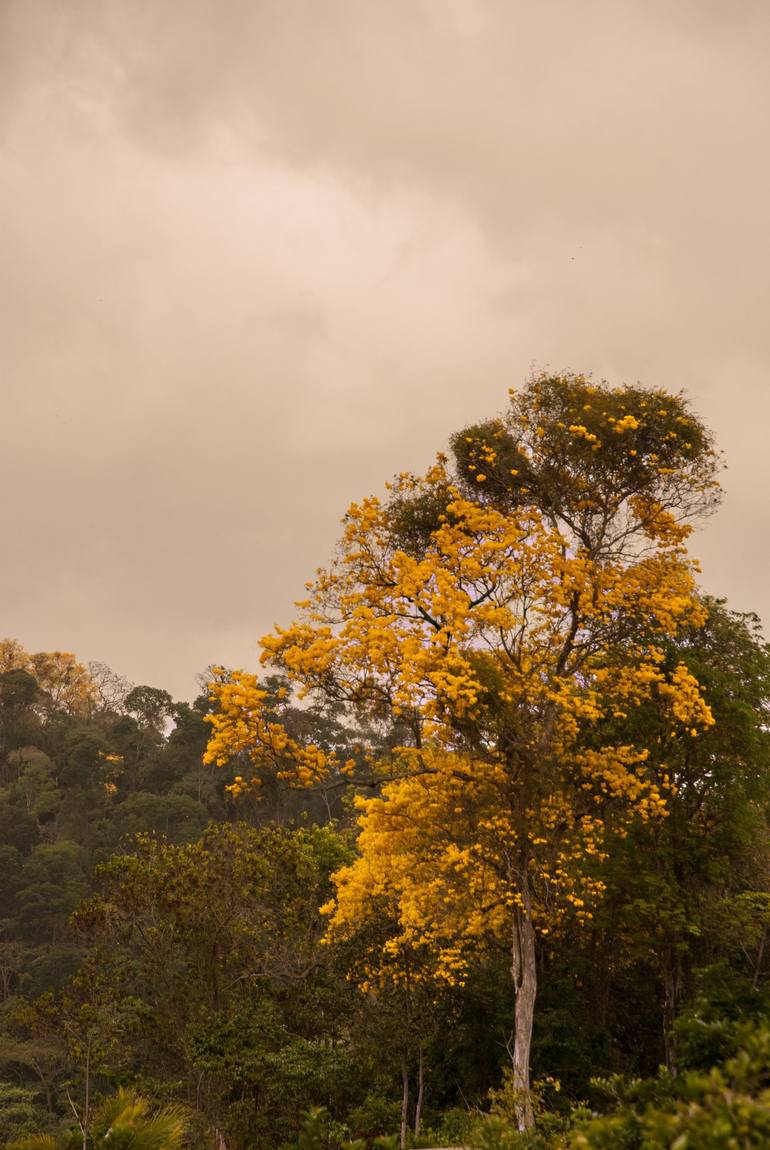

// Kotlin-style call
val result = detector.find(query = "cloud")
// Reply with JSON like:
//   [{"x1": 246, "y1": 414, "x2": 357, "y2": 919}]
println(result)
[{"x1": 1, "y1": 0, "x2": 768, "y2": 696}]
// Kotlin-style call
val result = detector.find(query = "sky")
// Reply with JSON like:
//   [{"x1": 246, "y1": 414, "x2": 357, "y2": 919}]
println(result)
[{"x1": 2, "y1": 0, "x2": 769, "y2": 700}]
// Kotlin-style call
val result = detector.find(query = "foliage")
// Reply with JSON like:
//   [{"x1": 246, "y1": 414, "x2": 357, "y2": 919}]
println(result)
[
  {"x1": 69, "y1": 822, "x2": 365, "y2": 1146},
  {"x1": 293, "y1": 1105, "x2": 400, "y2": 1150},
  {"x1": 0, "y1": 642, "x2": 97, "y2": 720},
  {"x1": 5, "y1": 1087, "x2": 187, "y2": 1150},
  {"x1": 0, "y1": 1083, "x2": 52, "y2": 1144},
  {"x1": 569, "y1": 1025, "x2": 770, "y2": 1149}
]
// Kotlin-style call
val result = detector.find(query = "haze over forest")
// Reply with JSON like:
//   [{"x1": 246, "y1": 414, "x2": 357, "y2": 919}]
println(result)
[{"x1": 3, "y1": 0, "x2": 770, "y2": 698}]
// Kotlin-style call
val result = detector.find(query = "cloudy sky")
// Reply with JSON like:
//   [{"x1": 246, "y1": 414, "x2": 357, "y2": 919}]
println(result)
[{"x1": 2, "y1": 0, "x2": 769, "y2": 700}]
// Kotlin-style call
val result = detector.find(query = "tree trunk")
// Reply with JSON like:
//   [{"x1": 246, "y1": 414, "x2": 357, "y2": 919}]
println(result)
[
  {"x1": 511, "y1": 901, "x2": 537, "y2": 1131},
  {"x1": 662, "y1": 945, "x2": 680, "y2": 1076},
  {"x1": 32, "y1": 1060, "x2": 53, "y2": 1115},
  {"x1": 82, "y1": 1042, "x2": 91, "y2": 1150},
  {"x1": 589, "y1": 925, "x2": 611, "y2": 1033},
  {"x1": 414, "y1": 1044, "x2": 424, "y2": 1136},
  {"x1": 400, "y1": 1054, "x2": 409, "y2": 1150},
  {"x1": 753, "y1": 922, "x2": 767, "y2": 991}
]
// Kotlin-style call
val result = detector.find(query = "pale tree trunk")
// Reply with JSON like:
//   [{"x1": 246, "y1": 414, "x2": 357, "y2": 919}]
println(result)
[
  {"x1": 510, "y1": 898, "x2": 537, "y2": 1131},
  {"x1": 400, "y1": 1054, "x2": 409, "y2": 1150},
  {"x1": 214, "y1": 1128, "x2": 227, "y2": 1150},
  {"x1": 414, "y1": 1044, "x2": 425, "y2": 1136}
]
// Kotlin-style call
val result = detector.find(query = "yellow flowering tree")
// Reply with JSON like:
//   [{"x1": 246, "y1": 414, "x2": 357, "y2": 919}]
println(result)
[
  {"x1": 205, "y1": 374, "x2": 721, "y2": 1129},
  {"x1": 0, "y1": 640, "x2": 97, "y2": 718}
]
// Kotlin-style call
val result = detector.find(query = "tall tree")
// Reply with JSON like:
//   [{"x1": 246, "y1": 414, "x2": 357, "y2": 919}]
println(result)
[{"x1": 205, "y1": 374, "x2": 721, "y2": 1128}]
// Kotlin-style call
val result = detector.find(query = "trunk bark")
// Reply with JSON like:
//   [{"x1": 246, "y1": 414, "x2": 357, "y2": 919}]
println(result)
[
  {"x1": 511, "y1": 901, "x2": 537, "y2": 1131},
  {"x1": 414, "y1": 1044, "x2": 424, "y2": 1136},
  {"x1": 662, "y1": 946, "x2": 680, "y2": 1076},
  {"x1": 400, "y1": 1055, "x2": 409, "y2": 1150}
]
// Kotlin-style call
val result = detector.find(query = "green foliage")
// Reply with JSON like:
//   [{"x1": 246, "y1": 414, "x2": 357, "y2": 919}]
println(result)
[
  {"x1": 123, "y1": 688, "x2": 174, "y2": 732},
  {"x1": 461, "y1": 1071, "x2": 576, "y2": 1150},
  {"x1": 0, "y1": 1083, "x2": 51, "y2": 1143},
  {"x1": 346, "y1": 1094, "x2": 402, "y2": 1143},
  {"x1": 457, "y1": 1028, "x2": 770, "y2": 1150},
  {"x1": 294, "y1": 1106, "x2": 398, "y2": 1150},
  {"x1": 0, "y1": 672, "x2": 42, "y2": 758},
  {"x1": 108, "y1": 792, "x2": 208, "y2": 841},
  {"x1": 569, "y1": 1026, "x2": 770, "y2": 1149},
  {"x1": 5, "y1": 1088, "x2": 187, "y2": 1150},
  {"x1": 673, "y1": 963, "x2": 770, "y2": 1071},
  {"x1": 13, "y1": 844, "x2": 89, "y2": 945},
  {"x1": 67, "y1": 822, "x2": 363, "y2": 1145}
]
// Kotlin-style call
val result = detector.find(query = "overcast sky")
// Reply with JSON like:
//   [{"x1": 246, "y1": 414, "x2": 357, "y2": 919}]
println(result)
[{"x1": 2, "y1": 0, "x2": 769, "y2": 700}]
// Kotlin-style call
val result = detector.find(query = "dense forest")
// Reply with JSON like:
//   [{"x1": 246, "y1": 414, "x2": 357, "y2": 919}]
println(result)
[{"x1": 3, "y1": 377, "x2": 770, "y2": 1150}]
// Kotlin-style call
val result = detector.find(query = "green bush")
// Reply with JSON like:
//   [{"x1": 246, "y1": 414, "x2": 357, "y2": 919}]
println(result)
[
  {"x1": 413, "y1": 1106, "x2": 475, "y2": 1148},
  {"x1": 672, "y1": 963, "x2": 770, "y2": 1072},
  {"x1": 347, "y1": 1094, "x2": 401, "y2": 1143},
  {"x1": 571, "y1": 1025, "x2": 770, "y2": 1149},
  {"x1": 294, "y1": 1107, "x2": 399, "y2": 1150},
  {"x1": 445, "y1": 1028, "x2": 770, "y2": 1150}
]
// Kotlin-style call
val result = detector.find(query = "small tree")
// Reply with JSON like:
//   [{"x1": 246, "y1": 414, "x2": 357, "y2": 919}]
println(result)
[{"x1": 206, "y1": 374, "x2": 721, "y2": 1129}]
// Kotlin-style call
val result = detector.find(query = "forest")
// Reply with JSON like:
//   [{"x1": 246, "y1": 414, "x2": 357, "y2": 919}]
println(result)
[{"x1": 2, "y1": 375, "x2": 770, "y2": 1150}]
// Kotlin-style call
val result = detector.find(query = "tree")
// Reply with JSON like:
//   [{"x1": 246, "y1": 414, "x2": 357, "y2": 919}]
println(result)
[
  {"x1": 0, "y1": 644, "x2": 96, "y2": 720},
  {"x1": 0, "y1": 671, "x2": 42, "y2": 763},
  {"x1": 86, "y1": 663, "x2": 133, "y2": 716},
  {"x1": 590, "y1": 598, "x2": 770, "y2": 1073},
  {"x1": 206, "y1": 374, "x2": 721, "y2": 1128},
  {"x1": 123, "y1": 688, "x2": 173, "y2": 733},
  {"x1": 27, "y1": 655, "x2": 96, "y2": 720},
  {"x1": 70, "y1": 823, "x2": 358, "y2": 1145},
  {"x1": 13, "y1": 843, "x2": 89, "y2": 946},
  {"x1": 319, "y1": 886, "x2": 452, "y2": 1149},
  {"x1": 0, "y1": 1083, "x2": 52, "y2": 1144}
]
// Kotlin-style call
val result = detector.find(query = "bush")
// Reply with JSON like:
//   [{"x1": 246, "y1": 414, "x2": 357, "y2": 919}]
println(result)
[
  {"x1": 347, "y1": 1094, "x2": 401, "y2": 1144},
  {"x1": 672, "y1": 963, "x2": 770, "y2": 1072},
  {"x1": 294, "y1": 1107, "x2": 399, "y2": 1150},
  {"x1": 414, "y1": 1107, "x2": 475, "y2": 1148},
  {"x1": 571, "y1": 1025, "x2": 770, "y2": 1149},
  {"x1": 447, "y1": 1027, "x2": 770, "y2": 1150}
]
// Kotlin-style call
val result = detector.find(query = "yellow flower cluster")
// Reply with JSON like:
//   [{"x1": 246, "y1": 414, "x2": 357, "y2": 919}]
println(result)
[
  {"x1": 658, "y1": 662, "x2": 715, "y2": 732},
  {"x1": 203, "y1": 669, "x2": 341, "y2": 788},
  {"x1": 568, "y1": 424, "x2": 601, "y2": 447},
  {"x1": 613, "y1": 414, "x2": 640, "y2": 433}
]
